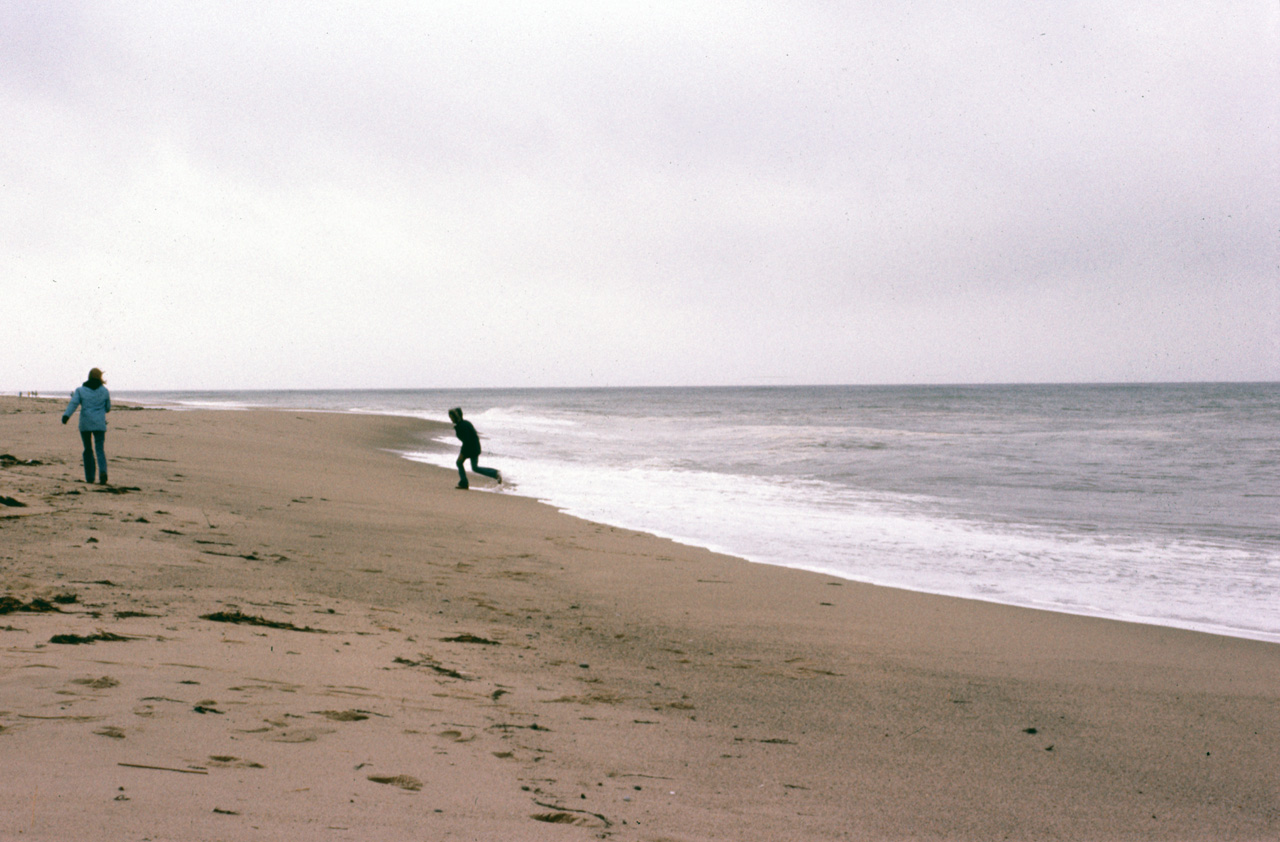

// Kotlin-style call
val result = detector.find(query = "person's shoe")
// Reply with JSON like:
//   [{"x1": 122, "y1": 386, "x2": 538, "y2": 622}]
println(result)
[
  {"x1": 455, "y1": 482, "x2": 469, "y2": 490},
  {"x1": 494, "y1": 471, "x2": 502, "y2": 485},
  {"x1": 98, "y1": 475, "x2": 108, "y2": 485}
]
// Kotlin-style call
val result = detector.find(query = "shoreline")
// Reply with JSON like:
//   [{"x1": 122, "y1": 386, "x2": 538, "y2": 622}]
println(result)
[
  {"x1": 92, "y1": 386, "x2": 1280, "y2": 642},
  {"x1": 135, "y1": 393, "x2": 1280, "y2": 646},
  {"x1": 2, "y1": 397, "x2": 1277, "y2": 839}
]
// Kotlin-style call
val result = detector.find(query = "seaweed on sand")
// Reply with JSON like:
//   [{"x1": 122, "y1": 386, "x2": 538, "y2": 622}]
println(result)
[
  {"x1": 441, "y1": 633, "x2": 500, "y2": 645},
  {"x1": 200, "y1": 610, "x2": 327, "y2": 633},
  {"x1": 50, "y1": 631, "x2": 133, "y2": 645},
  {"x1": 0, "y1": 596, "x2": 62, "y2": 615}
]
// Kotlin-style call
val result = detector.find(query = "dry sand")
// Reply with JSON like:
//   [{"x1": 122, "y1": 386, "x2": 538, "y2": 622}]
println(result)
[{"x1": 1, "y1": 395, "x2": 1276, "y2": 841}]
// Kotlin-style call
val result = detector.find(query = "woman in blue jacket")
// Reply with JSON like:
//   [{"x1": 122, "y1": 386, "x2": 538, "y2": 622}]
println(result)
[{"x1": 62, "y1": 367, "x2": 112, "y2": 484}]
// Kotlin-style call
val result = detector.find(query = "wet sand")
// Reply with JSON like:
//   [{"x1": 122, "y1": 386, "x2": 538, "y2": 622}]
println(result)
[{"x1": 1, "y1": 395, "x2": 1276, "y2": 840}]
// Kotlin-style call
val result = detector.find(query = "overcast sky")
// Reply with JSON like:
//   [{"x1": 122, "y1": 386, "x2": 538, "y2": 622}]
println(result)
[{"x1": 4, "y1": 1, "x2": 1276, "y2": 390}]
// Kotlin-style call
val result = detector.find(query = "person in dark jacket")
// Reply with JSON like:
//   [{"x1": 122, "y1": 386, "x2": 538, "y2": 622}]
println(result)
[
  {"x1": 449, "y1": 407, "x2": 501, "y2": 490},
  {"x1": 62, "y1": 367, "x2": 112, "y2": 484}
]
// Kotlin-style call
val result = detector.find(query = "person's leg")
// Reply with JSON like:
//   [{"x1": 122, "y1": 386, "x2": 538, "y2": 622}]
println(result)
[
  {"x1": 469, "y1": 456, "x2": 500, "y2": 482},
  {"x1": 80, "y1": 431, "x2": 95, "y2": 483},
  {"x1": 455, "y1": 456, "x2": 469, "y2": 488},
  {"x1": 94, "y1": 431, "x2": 107, "y2": 483}
]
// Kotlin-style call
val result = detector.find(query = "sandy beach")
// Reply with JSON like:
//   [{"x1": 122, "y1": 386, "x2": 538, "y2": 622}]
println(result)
[{"x1": 1, "y1": 395, "x2": 1276, "y2": 841}]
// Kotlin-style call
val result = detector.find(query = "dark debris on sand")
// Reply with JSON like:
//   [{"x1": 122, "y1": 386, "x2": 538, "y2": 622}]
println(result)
[
  {"x1": 393, "y1": 655, "x2": 469, "y2": 680},
  {"x1": 0, "y1": 596, "x2": 64, "y2": 615},
  {"x1": 0, "y1": 454, "x2": 44, "y2": 467},
  {"x1": 49, "y1": 631, "x2": 133, "y2": 645},
  {"x1": 441, "y1": 633, "x2": 500, "y2": 645},
  {"x1": 200, "y1": 610, "x2": 328, "y2": 633}
]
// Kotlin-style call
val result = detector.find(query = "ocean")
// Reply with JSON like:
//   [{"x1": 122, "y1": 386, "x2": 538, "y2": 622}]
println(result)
[{"x1": 116, "y1": 384, "x2": 1280, "y2": 644}]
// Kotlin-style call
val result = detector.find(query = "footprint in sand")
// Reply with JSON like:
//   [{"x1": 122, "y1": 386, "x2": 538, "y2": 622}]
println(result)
[
  {"x1": 314, "y1": 709, "x2": 373, "y2": 722},
  {"x1": 274, "y1": 728, "x2": 333, "y2": 743},
  {"x1": 367, "y1": 774, "x2": 423, "y2": 791},
  {"x1": 72, "y1": 676, "x2": 120, "y2": 690},
  {"x1": 207, "y1": 755, "x2": 265, "y2": 769}
]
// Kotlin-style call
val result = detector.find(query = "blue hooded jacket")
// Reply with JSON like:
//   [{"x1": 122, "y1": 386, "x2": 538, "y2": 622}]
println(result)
[{"x1": 64, "y1": 382, "x2": 111, "y2": 432}]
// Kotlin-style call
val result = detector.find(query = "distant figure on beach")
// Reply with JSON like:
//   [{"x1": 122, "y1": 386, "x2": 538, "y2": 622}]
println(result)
[
  {"x1": 449, "y1": 407, "x2": 500, "y2": 490},
  {"x1": 62, "y1": 367, "x2": 112, "y2": 484}
]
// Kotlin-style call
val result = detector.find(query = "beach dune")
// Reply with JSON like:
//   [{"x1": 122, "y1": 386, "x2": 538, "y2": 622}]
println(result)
[{"x1": 1, "y1": 396, "x2": 1276, "y2": 840}]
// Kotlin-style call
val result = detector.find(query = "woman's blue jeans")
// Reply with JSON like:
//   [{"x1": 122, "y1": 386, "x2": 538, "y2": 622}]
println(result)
[{"x1": 80, "y1": 430, "x2": 107, "y2": 483}]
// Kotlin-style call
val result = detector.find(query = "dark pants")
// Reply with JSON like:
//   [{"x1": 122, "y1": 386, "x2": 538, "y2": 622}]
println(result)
[
  {"x1": 80, "y1": 430, "x2": 107, "y2": 483},
  {"x1": 456, "y1": 453, "x2": 499, "y2": 487}
]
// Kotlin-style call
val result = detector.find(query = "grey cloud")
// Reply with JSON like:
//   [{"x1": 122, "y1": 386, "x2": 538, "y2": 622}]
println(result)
[{"x1": 2, "y1": 1, "x2": 1275, "y2": 388}]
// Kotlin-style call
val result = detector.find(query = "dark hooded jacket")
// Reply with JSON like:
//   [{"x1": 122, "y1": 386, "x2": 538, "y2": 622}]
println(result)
[{"x1": 453, "y1": 419, "x2": 482, "y2": 459}]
